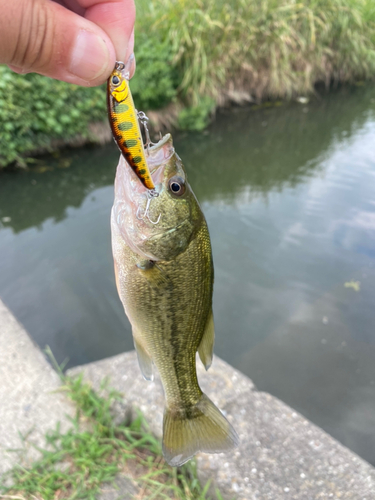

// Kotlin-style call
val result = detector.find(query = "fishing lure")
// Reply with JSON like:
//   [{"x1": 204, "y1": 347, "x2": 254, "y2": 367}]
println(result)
[{"x1": 107, "y1": 59, "x2": 155, "y2": 190}]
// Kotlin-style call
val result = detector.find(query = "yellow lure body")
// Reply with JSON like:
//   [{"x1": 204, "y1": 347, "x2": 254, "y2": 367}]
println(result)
[{"x1": 107, "y1": 62, "x2": 155, "y2": 190}]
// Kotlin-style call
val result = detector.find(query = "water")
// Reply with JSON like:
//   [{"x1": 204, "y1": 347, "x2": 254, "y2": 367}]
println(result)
[{"x1": 1, "y1": 85, "x2": 375, "y2": 465}]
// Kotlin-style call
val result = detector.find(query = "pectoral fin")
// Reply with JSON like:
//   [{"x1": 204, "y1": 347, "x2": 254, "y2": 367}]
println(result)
[
  {"x1": 133, "y1": 335, "x2": 153, "y2": 381},
  {"x1": 136, "y1": 259, "x2": 155, "y2": 271},
  {"x1": 198, "y1": 311, "x2": 215, "y2": 370},
  {"x1": 137, "y1": 261, "x2": 173, "y2": 291}
]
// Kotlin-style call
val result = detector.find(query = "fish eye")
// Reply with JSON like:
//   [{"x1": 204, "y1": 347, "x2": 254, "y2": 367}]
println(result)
[
  {"x1": 168, "y1": 176, "x2": 185, "y2": 196},
  {"x1": 111, "y1": 75, "x2": 120, "y2": 86}
]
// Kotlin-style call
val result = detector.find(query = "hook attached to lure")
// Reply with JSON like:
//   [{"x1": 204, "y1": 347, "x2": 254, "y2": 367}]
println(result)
[
  {"x1": 136, "y1": 189, "x2": 161, "y2": 225},
  {"x1": 137, "y1": 111, "x2": 155, "y2": 155},
  {"x1": 107, "y1": 59, "x2": 155, "y2": 190}
]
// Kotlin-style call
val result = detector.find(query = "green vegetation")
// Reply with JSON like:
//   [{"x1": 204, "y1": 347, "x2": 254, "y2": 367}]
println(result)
[
  {"x1": 1, "y1": 0, "x2": 375, "y2": 166},
  {"x1": 131, "y1": 32, "x2": 179, "y2": 111},
  {"x1": 177, "y1": 97, "x2": 216, "y2": 131},
  {"x1": 0, "y1": 362, "x2": 224, "y2": 499},
  {"x1": 0, "y1": 66, "x2": 107, "y2": 168},
  {"x1": 139, "y1": 0, "x2": 375, "y2": 104}
]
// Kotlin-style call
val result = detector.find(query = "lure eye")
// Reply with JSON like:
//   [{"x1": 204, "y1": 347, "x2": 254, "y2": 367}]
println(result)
[
  {"x1": 111, "y1": 75, "x2": 120, "y2": 86},
  {"x1": 168, "y1": 176, "x2": 185, "y2": 196}
]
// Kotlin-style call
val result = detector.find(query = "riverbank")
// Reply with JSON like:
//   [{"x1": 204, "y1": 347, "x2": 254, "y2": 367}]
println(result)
[
  {"x1": 1, "y1": 0, "x2": 375, "y2": 168},
  {"x1": 1, "y1": 299, "x2": 375, "y2": 499}
]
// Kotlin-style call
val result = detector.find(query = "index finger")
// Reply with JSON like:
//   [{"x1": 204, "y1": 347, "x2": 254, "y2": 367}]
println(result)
[{"x1": 78, "y1": 0, "x2": 136, "y2": 62}]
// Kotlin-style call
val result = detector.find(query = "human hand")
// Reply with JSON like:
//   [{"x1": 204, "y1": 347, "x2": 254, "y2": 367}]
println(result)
[{"x1": 0, "y1": 0, "x2": 135, "y2": 86}]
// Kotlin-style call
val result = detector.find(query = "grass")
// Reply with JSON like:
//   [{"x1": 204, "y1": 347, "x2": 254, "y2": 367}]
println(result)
[
  {"x1": 136, "y1": 0, "x2": 375, "y2": 105},
  {"x1": 0, "y1": 352, "x2": 225, "y2": 500}
]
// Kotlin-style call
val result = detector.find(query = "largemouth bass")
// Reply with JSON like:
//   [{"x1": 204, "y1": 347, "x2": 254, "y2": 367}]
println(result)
[{"x1": 111, "y1": 134, "x2": 238, "y2": 466}]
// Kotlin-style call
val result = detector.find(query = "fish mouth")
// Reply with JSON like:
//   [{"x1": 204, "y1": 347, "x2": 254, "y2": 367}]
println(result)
[
  {"x1": 148, "y1": 133, "x2": 172, "y2": 153},
  {"x1": 148, "y1": 133, "x2": 171, "y2": 153},
  {"x1": 144, "y1": 133, "x2": 175, "y2": 177},
  {"x1": 118, "y1": 133, "x2": 175, "y2": 200},
  {"x1": 116, "y1": 132, "x2": 174, "y2": 205}
]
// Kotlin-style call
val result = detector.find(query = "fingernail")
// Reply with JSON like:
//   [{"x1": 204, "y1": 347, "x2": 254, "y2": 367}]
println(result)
[
  {"x1": 130, "y1": 55, "x2": 136, "y2": 79},
  {"x1": 127, "y1": 29, "x2": 135, "y2": 58},
  {"x1": 126, "y1": 52, "x2": 136, "y2": 79},
  {"x1": 69, "y1": 30, "x2": 110, "y2": 81}
]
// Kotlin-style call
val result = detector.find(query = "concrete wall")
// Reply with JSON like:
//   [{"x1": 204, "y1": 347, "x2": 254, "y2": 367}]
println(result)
[{"x1": 0, "y1": 300, "x2": 75, "y2": 476}]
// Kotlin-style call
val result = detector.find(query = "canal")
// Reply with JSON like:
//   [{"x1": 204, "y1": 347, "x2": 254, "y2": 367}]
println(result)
[{"x1": 1, "y1": 85, "x2": 375, "y2": 465}]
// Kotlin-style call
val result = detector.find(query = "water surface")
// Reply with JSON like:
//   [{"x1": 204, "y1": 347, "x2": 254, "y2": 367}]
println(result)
[{"x1": 1, "y1": 85, "x2": 375, "y2": 464}]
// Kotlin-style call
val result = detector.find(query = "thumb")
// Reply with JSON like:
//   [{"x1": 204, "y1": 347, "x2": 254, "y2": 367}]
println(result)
[{"x1": 0, "y1": 0, "x2": 117, "y2": 86}]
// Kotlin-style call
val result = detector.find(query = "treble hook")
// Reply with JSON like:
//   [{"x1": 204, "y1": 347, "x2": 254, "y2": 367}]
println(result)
[
  {"x1": 136, "y1": 189, "x2": 161, "y2": 225},
  {"x1": 137, "y1": 111, "x2": 154, "y2": 155}
]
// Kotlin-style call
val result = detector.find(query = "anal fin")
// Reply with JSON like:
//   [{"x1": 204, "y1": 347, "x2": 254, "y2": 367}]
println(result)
[
  {"x1": 133, "y1": 335, "x2": 153, "y2": 381},
  {"x1": 198, "y1": 310, "x2": 215, "y2": 370}
]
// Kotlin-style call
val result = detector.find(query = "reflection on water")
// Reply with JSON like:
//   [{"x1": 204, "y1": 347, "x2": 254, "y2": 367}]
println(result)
[
  {"x1": 1, "y1": 85, "x2": 375, "y2": 465},
  {"x1": 0, "y1": 148, "x2": 118, "y2": 233}
]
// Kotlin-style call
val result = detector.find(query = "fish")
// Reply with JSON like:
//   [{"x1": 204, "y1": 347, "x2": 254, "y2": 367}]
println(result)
[
  {"x1": 111, "y1": 133, "x2": 239, "y2": 466},
  {"x1": 107, "y1": 59, "x2": 155, "y2": 190}
]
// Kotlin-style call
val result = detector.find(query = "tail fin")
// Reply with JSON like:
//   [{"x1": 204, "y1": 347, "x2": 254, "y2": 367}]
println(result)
[{"x1": 162, "y1": 393, "x2": 239, "y2": 467}]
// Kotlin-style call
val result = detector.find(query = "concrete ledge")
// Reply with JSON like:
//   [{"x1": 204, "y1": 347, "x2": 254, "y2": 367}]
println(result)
[
  {"x1": 69, "y1": 351, "x2": 375, "y2": 500},
  {"x1": 0, "y1": 300, "x2": 75, "y2": 477},
  {"x1": 1, "y1": 295, "x2": 374, "y2": 499}
]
